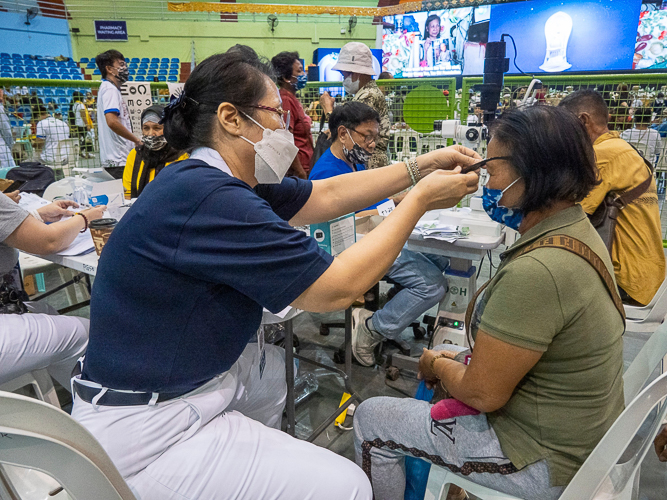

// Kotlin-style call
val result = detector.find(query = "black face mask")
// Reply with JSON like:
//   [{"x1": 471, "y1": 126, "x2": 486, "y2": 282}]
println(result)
[
  {"x1": 342, "y1": 131, "x2": 372, "y2": 165},
  {"x1": 115, "y1": 66, "x2": 130, "y2": 84}
]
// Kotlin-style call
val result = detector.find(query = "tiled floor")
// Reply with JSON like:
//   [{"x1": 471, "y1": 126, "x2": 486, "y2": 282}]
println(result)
[{"x1": 37, "y1": 239, "x2": 667, "y2": 499}]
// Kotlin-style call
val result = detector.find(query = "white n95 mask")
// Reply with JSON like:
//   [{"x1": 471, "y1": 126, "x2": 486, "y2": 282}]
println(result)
[
  {"x1": 240, "y1": 113, "x2": 298, "y2": 184},
  {"x1": 343, "y1": 75, "x2": 360, "y2": 95}
]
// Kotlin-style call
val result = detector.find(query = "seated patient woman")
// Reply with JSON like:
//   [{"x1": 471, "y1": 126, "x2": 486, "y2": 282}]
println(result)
[
  {"x1": 354, "y1": 106, "x2": 625, "y2": 500},
  {"x1": 122, "y1": 105, "x2": 187, "y2": 198}
]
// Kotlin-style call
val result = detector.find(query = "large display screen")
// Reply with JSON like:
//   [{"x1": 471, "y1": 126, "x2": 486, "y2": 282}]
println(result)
[
  {"x1": 488, "y1": 0, "x2": 642, "y2": 73},
  {"x1": 635, "y1": 2, "x2": 667, "y2": 69},
  {"x1": 382, "y1": 6, "x2": 490, "y2": 78}
]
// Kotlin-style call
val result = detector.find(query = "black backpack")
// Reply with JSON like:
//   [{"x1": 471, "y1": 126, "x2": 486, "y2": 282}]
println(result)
[{"x1": 7, "y1": 162, "x2": 56, "y2": 196}]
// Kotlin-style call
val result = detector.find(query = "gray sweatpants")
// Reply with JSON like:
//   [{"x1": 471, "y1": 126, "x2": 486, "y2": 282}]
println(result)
[{"x1": 353, "y1": 396, "x2": 565, "y2": 500}]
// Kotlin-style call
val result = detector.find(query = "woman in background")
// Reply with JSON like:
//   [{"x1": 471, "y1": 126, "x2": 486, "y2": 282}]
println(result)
[{"x1": 122, "y1": 105, "x2": 187, "y2": 199}]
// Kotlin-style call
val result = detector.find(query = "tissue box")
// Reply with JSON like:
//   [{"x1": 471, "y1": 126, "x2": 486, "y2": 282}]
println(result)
[{"x1": 309, "y1": 213, "x2": 356, "y2": 256}]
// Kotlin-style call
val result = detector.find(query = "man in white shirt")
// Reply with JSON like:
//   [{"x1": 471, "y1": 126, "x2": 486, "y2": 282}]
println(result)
[
  {"x1": 35, "y1": 107, "x2": 71, "y2": 165},
  {"x1": 94, "y1": 49, "x2": 141, "y2": 178},
  {"x1": 621, "y1": 107, "x2": 663, "y2": 163}
]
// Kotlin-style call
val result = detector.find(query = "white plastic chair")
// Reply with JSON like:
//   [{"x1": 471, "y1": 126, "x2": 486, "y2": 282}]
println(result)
[
  {"x1": 623, "y1": 321, "x2": 667, "y2": 405},
  {"x1": 43, "y1": 139, "x2": 79, "y2": 178},
  {"x1": 426, "y1": 371, "x2": 667, "y2": 500},
  {"x1": 0, "y1": 369, "x2": 60, "y2": 408},
  {"x1": 0, "y1": 391, "x2": 136, "y2": 500},
  {"x1": 624, "y1": 270, "x2": 667, "y2": 334}
]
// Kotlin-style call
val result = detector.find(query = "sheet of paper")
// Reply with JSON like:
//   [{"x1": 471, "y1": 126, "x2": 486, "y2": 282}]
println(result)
[
  {"x1": 377, "y1": 199, "x2": 396, "y2": 217},
  {"x1": 330, "y1": 215, "x2": 356, "y2": 257},
  {"x1": 17, "y1": 193, "x2": 50, "y2": 212},
  {"x1": 56, "y1": 229, "x2": 95, "y2": 256}
]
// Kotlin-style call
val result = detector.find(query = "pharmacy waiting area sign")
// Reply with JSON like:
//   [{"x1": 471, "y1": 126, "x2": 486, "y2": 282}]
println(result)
[{"x1": 95, "y1": 21, "x2": 128, "y2": 42}]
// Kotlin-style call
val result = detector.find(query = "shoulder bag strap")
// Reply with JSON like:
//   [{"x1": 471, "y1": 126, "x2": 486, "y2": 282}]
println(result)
[
  {"x1": 614, "y1": 137, "x2": 654, "y2": 207},
  {"x1": 465, "y1": 234, "x2": 625, "y2": 350}
]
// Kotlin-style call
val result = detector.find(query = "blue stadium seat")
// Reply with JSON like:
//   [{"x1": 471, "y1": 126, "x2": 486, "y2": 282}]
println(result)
[
  {"x1": 80, "y1": 57, "x2": 89, "y2": 63},
  {"x1": 128, "y1": 76, "x2": 134, "y2": 81},
  {"x1": 149, "y1": 63, "x2": 158, "y2": 69},
  {"x1": 147, "y1": 69, "x2": 157, "y2": 76},
  {"x1": 129, "y1": 69, "x2": 136, "y2": 76},
  {"x1": 131, "y1": 57, "x2": 140, "y2": 63},
  {"x1": 158, "y1": 69, "x2": 167, "y2": 75},
  {"x1": 137, "y1": 69, "x2": 147, "y2": 75},
  {"x1": 0, "y1": 72, "x2": 11, "y2": 78},
  {"x1": 61, "y1": 75, "x2": 71, "y2": 80},
  {"x1": 35, "y1": 60, "x2": 46, "y2": 66},
  {"x1": 169, "y1": 69, "x2": 178, "y2": 75},
  {"x1": 158, "y1": 75, "x2": 167, "y2": 82},
  {"x1": 72, "y1": 74, "x2": 83, "y2": 80},
  {"x1": 170, "y1": 63, "x2": 179, "y2": 69},
  {"x1": 42, "y1": 89, "x2": 54, "y2": 96},
  {"x1": 168, "y1": 75, "x2": 177, "y2": 82},
  {"x1": 46, "y1": 61, "x2": 56, "y2": 67},
  {"x1": 124, "y1": 58, "x2": 130, "y2": 63},
  {"x1": 139, "y1": 63, "x2": 148, "y2": 69},
  {"x1": 26, "y1": 73, "x2": 38, "y2": 79},
  {"x1": 93, "y1": 69, "x2": 101, "y2": 75},
  {"x1": 1, "y1": 65, "x2": 11, "y2": 72},
  {"x1": 12, "y1": 53, "x2": 21, "y2": 58},
  {"x1": 151, "y1": 58, "x2": 159, "y2": 63},
  {"x1": 22, "y1": 59, "x2": 34, "y2": 66},
  {"x1": 135, "y1": 76, "x2": 145, "y2": 82},
  {"x1": 55, "y1": 88, "x2": 66, "y2": 96},
  {"x1": 170, "y1": 58, "x2": 179, "y2": 63},
  {"x1": 14, "y1": 66, "x2": 25, "y2": 73},
  {"x1": 12, "y1": 73, "x2": 25, "y2": 78},
  {"x1": 141, "y1": 57, "x2": 149, "y2": 63},
  {"x1": 58, "y1": 97, "x2": 68, "y2": 104},
  {"x1": 86, "y1": 62, "x2": 96, "y2": 69},
  {"x1": 161, "y1": 58, "x2": 169, "y2": 63},
  {"x1": 0, "y1": 53, "x2": 9, "y2": 58},
  {"x1": 159, "y1": 63, "x2": 169, "y2": 70},
  {"x1": 129, "y1": 63, "x2": 138, "y2": 69},
  {"x1": 45, "y1": 97, "x2": 55, "y2": 104},
  {"x1": 38, "y1": 73, "x2": 49, "y2": 79}
]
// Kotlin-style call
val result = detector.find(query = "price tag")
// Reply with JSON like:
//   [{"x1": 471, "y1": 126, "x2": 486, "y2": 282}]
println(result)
[{"x1": 377, "y1": 199, "x2": 396, "y2": 217}]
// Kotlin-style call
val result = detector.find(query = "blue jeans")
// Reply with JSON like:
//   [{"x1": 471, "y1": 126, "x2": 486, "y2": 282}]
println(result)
[{"x1": 372, "y1": 247, "x2": 449, "y2": 340}]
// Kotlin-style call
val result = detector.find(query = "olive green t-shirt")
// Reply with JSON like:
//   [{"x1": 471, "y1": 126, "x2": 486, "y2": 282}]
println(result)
[{"x1": 471, "y1": 205, "x2": 625, "y2": 486}]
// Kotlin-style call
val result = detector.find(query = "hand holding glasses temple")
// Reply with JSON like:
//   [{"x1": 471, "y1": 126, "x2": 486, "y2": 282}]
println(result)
[{"x1": 459, "y1": 156, "x2": 511, "y2": 174}]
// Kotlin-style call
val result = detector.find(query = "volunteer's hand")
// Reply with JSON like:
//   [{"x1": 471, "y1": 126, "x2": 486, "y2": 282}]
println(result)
[
  {"x1": 80, "y1": 205, "x2": 107, "y2": 224},
  {"x1": 416, "y1": 144, "x2": 481, "y2": 178},
  {"x1": 417, "y1": 348, "x2": 457, "y2": 386},
  {"x1": 411, "y1": 166, "x2": 480, "y2": 212},
  {"x1": 37, "y1": 200, "x2": 80, "y2": 223},
  {"x1": 320, "y1": 92, "x2": 335, "y2": 114},
  {"x1": 4, "y1": 190, "x2": 20, "y2": 203},
  {"x1": 654, "y1": 426, "x2": 667, "y2": 462}
]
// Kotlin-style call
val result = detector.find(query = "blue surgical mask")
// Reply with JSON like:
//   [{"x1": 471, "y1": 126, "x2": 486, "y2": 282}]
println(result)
[
  {"x1": 295, "y1": 74, "x2": 308, "y2": 91},
  {"x1": 482, "y1": 177, "x2": 524, "y2": 230}
]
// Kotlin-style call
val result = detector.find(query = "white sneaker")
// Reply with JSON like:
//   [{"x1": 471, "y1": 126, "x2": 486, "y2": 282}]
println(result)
[{"x1": 351, "y1": 308, "x2": 384, "y2": 367}]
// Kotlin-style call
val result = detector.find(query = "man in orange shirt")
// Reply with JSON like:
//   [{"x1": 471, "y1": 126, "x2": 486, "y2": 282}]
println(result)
[{"x1": 560, "y1": 90, "x2": 665, "y2": 306}]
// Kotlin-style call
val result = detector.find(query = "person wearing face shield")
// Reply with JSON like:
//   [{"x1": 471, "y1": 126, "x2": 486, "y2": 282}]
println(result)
[
  {"x1": 70, "y1": 51, "x2": 480, "y2": 500},
  {"x1": 94, "y1": 49, "x2": 142, "y2": 179},
  {"x1": 319, "y1": 42, "x2": 390, "y2": 169},
  {"x1": 311, "y1": 101, "x2": 451, "y2": 364},
  {"x1": 271, "y1": 51, "x2": 310, "y2": 179},
  {"x1": 354, "y1": 106, "x2": 625, "y2": 500},
  {"x1": 122, "y1": 105, "x2": 188, "y2": 199}
]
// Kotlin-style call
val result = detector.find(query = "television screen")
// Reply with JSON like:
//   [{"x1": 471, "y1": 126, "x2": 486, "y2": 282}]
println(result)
[
  {"x1": 381, "y1": 6, "x2": 490, "y2": 78},
  {"x1": 313, "y1": 48, "x2": 383, "y2": 96},
  {"x1": 635, "y1": 2, "x2": 667, "y2": 69},
  {"x1": 488, "y1": 0, "x2": 642, "y2": 73}
]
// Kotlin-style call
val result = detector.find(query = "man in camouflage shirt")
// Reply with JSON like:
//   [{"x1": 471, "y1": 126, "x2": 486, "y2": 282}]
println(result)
[{"x1": 331, "y1": 42, "x2": 389, "y2": 169}]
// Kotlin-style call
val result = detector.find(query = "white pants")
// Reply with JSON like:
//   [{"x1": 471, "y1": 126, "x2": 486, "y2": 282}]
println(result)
[
  {"x1": 72, "y1": 344, "x2": 372, "y2": 500},
  {"x1": 0, "y1": 313, "x2": 89, "y2": 388}
]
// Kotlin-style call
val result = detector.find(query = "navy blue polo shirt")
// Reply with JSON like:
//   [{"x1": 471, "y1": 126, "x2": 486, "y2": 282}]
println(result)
[
  {"x1": 309, "y1": 148, "x2": 388, "y2": 211},
  {"x1": 82, "y1": 159, "x2": 334, "y2": 393}
]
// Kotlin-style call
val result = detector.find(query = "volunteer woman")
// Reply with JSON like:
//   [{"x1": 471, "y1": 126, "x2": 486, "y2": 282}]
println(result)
[
  {"x1": 71, "y1": 51, "x2": 480, "y2": 500},
  {"x1": 271, "y1": 51, "x2": 311, "y2": 178},
  {"x1": 354, "y1": 106, "x2": 625, "y2": 500},
  {"x1": 122, "y1": 105, "x2": 187, "y2": 198},
  {"x1": 0, "y1": 193, "x2": 105, "y2": 393}
]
